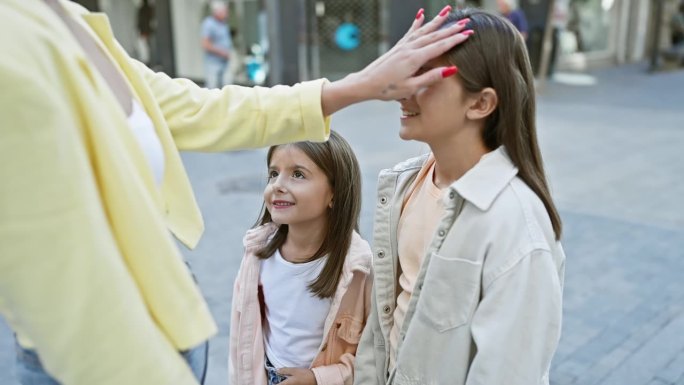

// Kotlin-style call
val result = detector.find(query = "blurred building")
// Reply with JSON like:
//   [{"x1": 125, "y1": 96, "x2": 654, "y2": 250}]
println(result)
[
  {"x1": 71, "y1": 0, "x2": 676, "y2": 84},
  {"x1": 550, "y1": 0, "x2": 656, "y2": 70}
]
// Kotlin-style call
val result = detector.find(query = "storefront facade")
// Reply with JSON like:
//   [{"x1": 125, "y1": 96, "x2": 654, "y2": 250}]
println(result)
[{"x1": 76, "y1": 0, "x2": 667, "y2": 84}]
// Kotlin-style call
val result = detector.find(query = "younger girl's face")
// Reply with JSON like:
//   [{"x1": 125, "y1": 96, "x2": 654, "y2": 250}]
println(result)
[
  {"x1": 398, "y1": 57, "x2": 471, "y2": 146},
  {"x1": 264, "y1": 145, "x2": 333, "y2": 229}
]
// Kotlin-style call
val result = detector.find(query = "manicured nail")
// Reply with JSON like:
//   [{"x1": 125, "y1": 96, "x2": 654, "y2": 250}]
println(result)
[
  {"x1": 441, "y1": 66, "x2": 458, "y2": 78},
  {"x1": 456, "y1": 18, "x2": 470, "y2": 26},
  {"x1": 439, "y1": 5, "x2": 452, "y2": 17},
  {"x1": 462, "y1": 29, "x2": 475, "y2": 36},
  {"x1": 415, "y1": 8, "x2": 424, "y2": 20}
]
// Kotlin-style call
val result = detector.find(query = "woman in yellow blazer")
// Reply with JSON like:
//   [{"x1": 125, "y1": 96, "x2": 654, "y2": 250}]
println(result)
[{"x1": 0, "y1": 1, "x2": 470, "y2": 384}]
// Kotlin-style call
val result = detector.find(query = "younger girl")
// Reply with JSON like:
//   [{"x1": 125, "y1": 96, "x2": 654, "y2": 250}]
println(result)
[
  {"x1": 230, "y1": 131, "x2": 372, "y2": 385},
  {"x1": 354, "y1": 9, "x2": 566, "y2": 385}
]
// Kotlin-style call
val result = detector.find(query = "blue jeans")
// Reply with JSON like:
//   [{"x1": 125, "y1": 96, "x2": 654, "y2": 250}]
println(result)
[
  {"x1": 15, "y1": 340, "x2": 209, "y2": 385},
  {"x1": 204, "y1": 59, "x2": 228, "y2": 89},
  {"x1": 264, "y1": 356, "x2": 288, "y2": 385}
]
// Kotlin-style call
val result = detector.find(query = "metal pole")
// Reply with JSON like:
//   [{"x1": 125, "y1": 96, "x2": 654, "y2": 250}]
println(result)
[
  {"x1": 266, "y1": 0, "x2": 282, "y2": 84},
  {"x1": 649, "y1": 0, "x2": 664, "y2": 72},
  {"x1": 536, "y1": 0, "x2": 556, "y2": 93},
  {"x1": 298, "y1": 0, "x2": 310, "y2": 81},
  {"x1": 156, "y1": 0, "x2": 176, "y2": 77},
  {"x1": 233, "y1": 0, "x2": 246, "y2": 57}
]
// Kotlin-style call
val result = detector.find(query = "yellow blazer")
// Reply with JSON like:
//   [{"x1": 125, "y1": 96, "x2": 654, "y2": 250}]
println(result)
[{"x1": 0, "y1": 1, "x2": 329, "y2": 384}]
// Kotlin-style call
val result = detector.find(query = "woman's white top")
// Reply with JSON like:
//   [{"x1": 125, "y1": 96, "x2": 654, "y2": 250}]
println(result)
[
  {"x1": 260, "y1": 249, "x2": 331, "y2": 368},
  {"x1": 127, "y1": 100, "x2": 165, "y2": 186}
]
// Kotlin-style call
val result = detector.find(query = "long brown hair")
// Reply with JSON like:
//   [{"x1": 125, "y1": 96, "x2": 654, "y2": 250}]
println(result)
[
  {"x1": 254, "y1": 131, "x2": 362, "y2": 298},
  {"x1": 444, "y1": 9, "x2": 562, "y2": 239}
]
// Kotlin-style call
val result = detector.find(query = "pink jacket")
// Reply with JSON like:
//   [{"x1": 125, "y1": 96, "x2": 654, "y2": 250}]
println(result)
[{"x1": 229, "y1": 223, "x2": 373, "y2": 385}]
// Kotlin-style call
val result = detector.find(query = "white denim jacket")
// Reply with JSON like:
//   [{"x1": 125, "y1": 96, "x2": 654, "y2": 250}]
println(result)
[{"x1": 353, "y1": 147, "x2": 565, "y2": 385}]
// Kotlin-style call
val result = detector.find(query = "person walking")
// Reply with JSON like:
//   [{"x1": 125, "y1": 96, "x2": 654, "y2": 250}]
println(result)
[
  {"x1": 497, "y1": 0, "x2": 529, "y2": 40},
  {"x1": 201, "y1": 1, "x2": 233, "y2": 88}
]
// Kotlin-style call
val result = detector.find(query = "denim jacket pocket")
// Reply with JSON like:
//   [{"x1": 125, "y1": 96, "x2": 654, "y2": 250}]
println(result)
[{"x1": 416, "y1": 253, "x2": 482, "y2": 332}]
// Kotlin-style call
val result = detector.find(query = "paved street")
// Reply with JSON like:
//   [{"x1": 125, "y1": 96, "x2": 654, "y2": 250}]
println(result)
[{"x1": 1, "y1": 63, "x2": 683, "y2": 384}]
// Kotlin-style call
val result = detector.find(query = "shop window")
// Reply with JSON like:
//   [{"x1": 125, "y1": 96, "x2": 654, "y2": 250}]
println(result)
[{"x1": 563, "y1": 0, "x2": 614, "y2": 53}]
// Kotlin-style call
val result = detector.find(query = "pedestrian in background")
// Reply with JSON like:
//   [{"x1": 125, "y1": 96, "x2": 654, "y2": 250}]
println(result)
[
  {"x1": 497, "y1": 0, "x2": 529, "y2": 40},
  {"x1": 230, "y1": 131, "x2": 372, "y2": 385},
  {"x1": 201, "y1": 1, "x2": 232, "y2": 88},
  {"x1": 0, "y1": 1, "x2": 471, "y2": 384},
  {"x1": 354, "y1": 9, "x2": 565, "y2": 385}
]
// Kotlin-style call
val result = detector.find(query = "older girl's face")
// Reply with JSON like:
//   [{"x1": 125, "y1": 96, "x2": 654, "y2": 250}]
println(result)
[{"x1": 398, "y1": 57, "x2": 471, "y2": 146}]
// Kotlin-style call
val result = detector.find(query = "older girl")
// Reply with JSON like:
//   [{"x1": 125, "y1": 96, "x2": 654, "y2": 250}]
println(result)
[{"x1": 354, "y1": 9, "x2": 565, "y2": 385}]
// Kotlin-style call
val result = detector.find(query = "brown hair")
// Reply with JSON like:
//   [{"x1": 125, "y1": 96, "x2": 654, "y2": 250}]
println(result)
[
  {"x1": 444, "y1": 9, "x2": 562, "y2": 239},
  {"x1": 254, "y1": 131, "x2": 362, "y2": 298}
]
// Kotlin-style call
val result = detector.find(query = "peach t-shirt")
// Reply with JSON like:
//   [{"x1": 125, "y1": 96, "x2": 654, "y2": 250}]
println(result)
[{"x1": 389, "y1": 155, "x2": 445, "y2": 369}]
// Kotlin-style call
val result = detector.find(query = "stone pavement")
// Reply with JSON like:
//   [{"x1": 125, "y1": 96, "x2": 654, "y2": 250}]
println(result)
[
  {"x1": 1, "y1": 63, "x2": 682, "y2": 384},
  {"x1": 539, "y1": 64, "x2": 684, "y2": 385}
]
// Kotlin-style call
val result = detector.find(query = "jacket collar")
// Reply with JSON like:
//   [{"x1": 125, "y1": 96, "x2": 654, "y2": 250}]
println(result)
[
  {"x1": 242, "y1": 223, "x2": 371, "y2": 275},
  {"x1": 448, "y1": 146, "x2": 518, "y2": 211}
]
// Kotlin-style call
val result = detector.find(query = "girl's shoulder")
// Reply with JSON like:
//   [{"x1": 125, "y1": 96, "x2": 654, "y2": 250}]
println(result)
[
  {"x1": 383, "y1": 153, "x2": 430, "y2": 174},
  {"x1": 345, "y1": 231, "x2": 373, "y2": 275},
  {"x1": 242, "y1": 222, "x2": 279, "y2": 250}
]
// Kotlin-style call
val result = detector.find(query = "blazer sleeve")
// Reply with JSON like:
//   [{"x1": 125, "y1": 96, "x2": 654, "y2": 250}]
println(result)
[
  {"x1": 134, "y1": 61, "x2": 331, "y2": 152},
  {"x1": 0, "y1": 51, "x2": 199, "y2": 385},
  {"x1": 465, "y1": 249, "x2": 563, "y2": 385}
]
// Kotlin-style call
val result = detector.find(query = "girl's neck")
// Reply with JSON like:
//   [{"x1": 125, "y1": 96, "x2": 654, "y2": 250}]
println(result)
[
  {"x1": 429, "y1": 125, "x2": 490, "y2": 189},
  {"x1": 280, "y1": 223, "x2": 327, "y2": 264}
]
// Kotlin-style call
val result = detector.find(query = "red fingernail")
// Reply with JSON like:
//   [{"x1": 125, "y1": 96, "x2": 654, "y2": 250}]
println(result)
[
  {"x1": 439, "y1": 5, "x2": 452, "y2": 17},
  {"x1": 415, "y1": 8, "x2": 424, "y2": 20},
  {"x1": 462, "y1": 29, "x2": 475, "y2": 36},
  {"x1": 441, "y1": 66, "x2": 458, "y2": 78},
  {"x1": 457, "y1": 18, "x2": 470, "y2": 26}
]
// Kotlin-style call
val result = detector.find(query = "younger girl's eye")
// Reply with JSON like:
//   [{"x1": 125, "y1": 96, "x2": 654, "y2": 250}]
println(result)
[
  {"x1": 293, "y1": 170, "x2": 305, "y2": 179},
  {"x1": 268, "y1": 170, "x2": 278, "y2": 179}
]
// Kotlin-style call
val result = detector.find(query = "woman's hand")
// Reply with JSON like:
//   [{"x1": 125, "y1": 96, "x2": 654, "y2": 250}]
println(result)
[
  {"x1": 321, "y1": 5, "x2": 472, "y2": 115},
  {"x1": 277, "y1": 367, "x2": 316, "y2": 385}
]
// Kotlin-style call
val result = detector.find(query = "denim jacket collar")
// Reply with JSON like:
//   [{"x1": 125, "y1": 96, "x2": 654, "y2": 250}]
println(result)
[{"x1": 449, "y1": 146, "x2": 518, "y2": 211}]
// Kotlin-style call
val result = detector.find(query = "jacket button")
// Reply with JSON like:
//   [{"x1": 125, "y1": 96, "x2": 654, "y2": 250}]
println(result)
[
  {"x1": 383, "y1": 305, "x2": 391, "y2": 314},
  {"x1": 377, "y1": 250, "x2": 385, "y2": 258},
  {"x1": 449, "y1": 191, "x2": 455, "y2": 199},
  {"x1": 380, "y1": 196, "x2": 388, "y2": 204},
  {"x1": 438, "y1": 229, "x2": 446, "y2": 237}
]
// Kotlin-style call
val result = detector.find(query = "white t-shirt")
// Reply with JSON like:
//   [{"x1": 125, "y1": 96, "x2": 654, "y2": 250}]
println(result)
[
  {"x1": 127, "y1": 100, "x2": 165, "y2": 186},
  {"x1": 260, "y1": 249, "x2": 331, "y2": 368}
]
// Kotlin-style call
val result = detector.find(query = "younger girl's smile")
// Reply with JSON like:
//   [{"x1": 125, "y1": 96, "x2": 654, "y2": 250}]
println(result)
[{"x1": 271, "y1": 200, "x2": 295, "y2": 209}]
